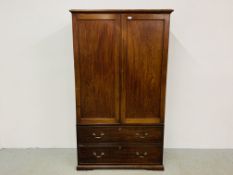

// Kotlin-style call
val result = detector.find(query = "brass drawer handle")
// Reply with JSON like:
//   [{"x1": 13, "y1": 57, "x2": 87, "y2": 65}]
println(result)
[
  {"x1": 93, "y1": 152, "x2": 105, "y2": 158},
  {"x1": 136, "y1": 151, "x2": 147, "y2": 158},
  {"x1": 135, "y1": 132, "x2": 148, "y2": 139},
  {"x1": 92, "y1": 132, "x2": 104, "y2": 139}
]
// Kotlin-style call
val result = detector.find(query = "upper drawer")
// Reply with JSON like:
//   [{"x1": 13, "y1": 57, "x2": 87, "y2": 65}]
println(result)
[{"x1": 77, "y1": 126, "x2": 163, "y2": 144}]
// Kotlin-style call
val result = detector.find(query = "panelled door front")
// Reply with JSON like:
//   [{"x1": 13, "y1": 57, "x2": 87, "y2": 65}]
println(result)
[
  {"x1": 121, "y1": 14, "x2": 168, "y2": 124},
  {"x1": 73, "y1": 14, "x2": 121, "y2": 124}
]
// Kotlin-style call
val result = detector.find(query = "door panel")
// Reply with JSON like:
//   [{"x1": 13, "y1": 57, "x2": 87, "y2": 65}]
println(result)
[
  {"x1": 72, "y1": 14, "x2": 120, "y2": 124},
  {"x1": 121, "y1": 14, "x2": 166, "y2": 124}
]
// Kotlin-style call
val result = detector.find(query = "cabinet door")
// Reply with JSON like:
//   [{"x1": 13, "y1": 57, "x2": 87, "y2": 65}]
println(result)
[
  {"x1": 72, "y1": 14, "x2": 120, "y2": 124},
  {"x1": 121, "y1": 14, "x2": 170, "y2": 124}
]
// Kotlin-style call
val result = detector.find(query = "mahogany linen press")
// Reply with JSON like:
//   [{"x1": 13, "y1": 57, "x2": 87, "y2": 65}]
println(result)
[{"x1": 70, "y1": 9, "x2": 173, "y2": 170}]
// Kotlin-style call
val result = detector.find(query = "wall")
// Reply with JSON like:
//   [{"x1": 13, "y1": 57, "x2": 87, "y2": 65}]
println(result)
[{"x1": 0, "y1": 0, "x2": 233, "y2": 148}]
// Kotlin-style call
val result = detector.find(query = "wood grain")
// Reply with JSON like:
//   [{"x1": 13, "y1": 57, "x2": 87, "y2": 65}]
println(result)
[
  {"x1": 77, "y1": 125, "x2": 163, "y2": 143},
  {"x1": 121, "y1": 14, "x2": 166, "y2": 124},
  {"x1": 78, "y1": 144, "x2": 162, "y2": 164},
  {"x1": 71, "y1": 10, "x2": 173, "y2": 170},
  {"x1": 70, "y1": 9, "x2": 173, "y2": 14},
  {"x1": 72, "y1": 14, "x2": 121, "y2": 124}
]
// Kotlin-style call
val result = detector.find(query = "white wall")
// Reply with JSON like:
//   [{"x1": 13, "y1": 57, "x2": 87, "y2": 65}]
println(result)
[{"x1": 0, "y1": 0, "x2": 233, "y2": 148}]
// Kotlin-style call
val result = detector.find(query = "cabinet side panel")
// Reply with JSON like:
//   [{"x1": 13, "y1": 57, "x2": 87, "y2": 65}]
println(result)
[
  {"x1": 160, "y1": 15, "x2": 171, "y2": 124},
  {"x1": 72, "y1": 14, "x2": 81, "y2": 123}
]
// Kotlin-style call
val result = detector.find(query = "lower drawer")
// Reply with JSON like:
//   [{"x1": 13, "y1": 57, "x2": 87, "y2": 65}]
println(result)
[{"x1": 78, "y1": 144, "x2": 162, "y2": 164}]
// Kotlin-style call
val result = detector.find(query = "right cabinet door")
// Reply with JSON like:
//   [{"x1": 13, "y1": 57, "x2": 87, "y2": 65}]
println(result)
[{"x1": 121, "y1": 13, "x2": 169, "y2": 124}]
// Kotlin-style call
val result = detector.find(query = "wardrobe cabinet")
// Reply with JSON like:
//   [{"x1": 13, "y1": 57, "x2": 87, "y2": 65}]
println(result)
[{"x1": 70, "y1": 9, "x2": 173, "y2": 170}]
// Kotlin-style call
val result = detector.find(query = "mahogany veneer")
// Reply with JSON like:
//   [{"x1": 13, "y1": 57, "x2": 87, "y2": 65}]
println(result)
[{"x1": 70, "y1": 9, "x2": 173, "y2": 170}]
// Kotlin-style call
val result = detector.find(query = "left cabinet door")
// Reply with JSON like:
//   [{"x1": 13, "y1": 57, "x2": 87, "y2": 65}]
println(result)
[{"x1": 72, "y1": 13, "x2": 121, "y2": 124}]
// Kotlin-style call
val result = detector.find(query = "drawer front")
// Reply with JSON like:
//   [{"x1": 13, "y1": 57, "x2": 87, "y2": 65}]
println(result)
[
  {"x1": 77, "y1": 126, "x2": 163, "y2": 143},
  {"x1": 78, "y1": 144, "x2": 162, "y2": 164}
]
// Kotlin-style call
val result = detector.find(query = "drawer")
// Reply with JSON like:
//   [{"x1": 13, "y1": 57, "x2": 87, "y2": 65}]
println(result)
[
  {"x1": 78, "y1": 144, "x2": 162, "y2": 164},
  {"x1": 77, "y1": 126, "x2": 163, "y2": 143}
]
